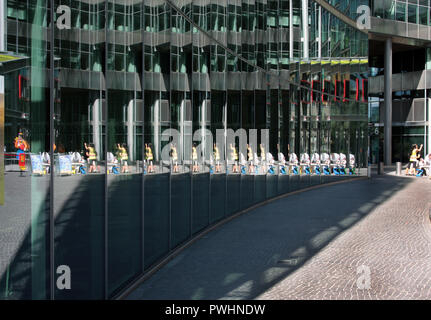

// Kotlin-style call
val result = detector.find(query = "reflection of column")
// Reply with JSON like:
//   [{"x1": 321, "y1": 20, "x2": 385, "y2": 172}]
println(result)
[
  {"x1": 427, "y1": 98, "x2": 431, "y2": 157},
  {"x1": 182, "y1": 99, "x2": 192, "y2": 162},
  {"x1": 261, "y1": 129, "x2": 270, "y2": 155},
  {"x1": 127, "y1": 99, "x2": 134, "y2": 161},
  {"x1": 154, "y1": 99, "x2": 160, "y2": 162},
  {"x1": 201, "y1": 99, "x2": 207, "y2": 160},
  {"x1": 384, "y1": 38, "x2": 392, "y2": 165},
  {"x1": 93, "y1": 99, "x2": 100, "y2": 157},
  {"x1": 249, "y1": 129, "x2": 258, "y2": 157},
  {"x1": 224, "y1": 99, "x2": 228, "y2": 161},
  {"x1": 426, "y1": 48, "x2": 431, "y2": 70},
  {"x1": 31, "y1": 1, "x2": 48, "y2": 299},
  {"x1": 318, "y1": 6, "x2": 322, "y2": 59},
  {"x1": 426, "y1": 50, "x2": 431, "y2": 156},
  {"x1": 0, "y1": 0, "x2": 4, "y2": 206},
  {"x1": 0, "y1": 78, "x2": 3, "y2": 206},
  {"x1": 180, "y1": 99, "x2": 185, "y2": 161},
  {"x1": 289, "y1": 0, "x2": 293, "y2": 60},
  {"x1": 301, "y1": 0, "x2": 309, "y2": 60}
]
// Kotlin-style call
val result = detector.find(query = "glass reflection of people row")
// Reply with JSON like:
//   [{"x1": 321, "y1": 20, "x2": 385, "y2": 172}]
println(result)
[{"x1": 8, "y1": 130, "x2": 361, "y2": 177}]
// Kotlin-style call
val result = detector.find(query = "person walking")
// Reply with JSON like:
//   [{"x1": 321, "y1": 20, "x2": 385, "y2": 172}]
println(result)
[{"x1": 406, "y1": 144, "x2": 423, "y2": 175}]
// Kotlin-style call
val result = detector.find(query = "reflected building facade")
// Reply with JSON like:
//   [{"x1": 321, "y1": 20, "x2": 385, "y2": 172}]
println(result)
[{"x1": 0, "y1": 0, "x2": 368, "y2": 299}]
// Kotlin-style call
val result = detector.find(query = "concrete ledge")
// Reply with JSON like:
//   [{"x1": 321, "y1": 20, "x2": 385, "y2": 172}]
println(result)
[{"x1": 114, "y1": 175, "x2": 367, "y2": 300}]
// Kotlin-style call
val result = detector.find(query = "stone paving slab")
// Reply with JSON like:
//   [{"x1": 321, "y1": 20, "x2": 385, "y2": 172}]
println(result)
[
  {"x1": 127, "y1": 175, "x2": 431, "y2": 300},
  {"x1": 259, "y1": 175, "x2": 431, "y2": 300}
]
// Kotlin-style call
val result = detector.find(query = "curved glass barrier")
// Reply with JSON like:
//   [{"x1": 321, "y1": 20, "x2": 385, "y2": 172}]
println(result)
[{"x1": 0, "y1": 0, "x2": 369, "y2": 299}]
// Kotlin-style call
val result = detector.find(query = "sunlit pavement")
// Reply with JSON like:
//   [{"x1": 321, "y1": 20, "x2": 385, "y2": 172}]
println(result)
[{"x1": 127, "y1": 174, "x2": 431, "y2": 300}]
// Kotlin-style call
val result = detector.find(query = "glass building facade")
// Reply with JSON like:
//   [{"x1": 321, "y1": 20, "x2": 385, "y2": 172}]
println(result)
[
  {"x1": 0, "y1": 0, "x2": 368, "y2": 299},
  {"x1": 368, "y1": 0, "x2": 431, "y2": 164},
  {"x1": 372, "y1": 0, "x2": 431, "y2": 25}
]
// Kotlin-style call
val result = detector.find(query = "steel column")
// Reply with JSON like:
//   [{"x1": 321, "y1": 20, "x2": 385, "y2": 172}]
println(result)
[{"x1": 384, "y1": 38, "x2": 392, "y2": 165}]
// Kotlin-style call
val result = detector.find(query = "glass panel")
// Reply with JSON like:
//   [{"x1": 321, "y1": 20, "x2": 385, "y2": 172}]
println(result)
[
  {"x1": 1, "y1": 0, "x2": 51, "y2": 300},
  {"x1": 408, "y1": 4, "x2": 418, "y2": 23},
  {"x1": 144, "y1": 174, "x2": 169, "y2": 268},
  {"x1": 106, "y1": 1, "x2": 143, "y2": 298},
  {"x1": 419, "y1": 5, "x2": 428, "y2": 24},
  {"x1": 53, "y1": 0, "x2": 105, "y2": 300},
  {"x1": 171, "y1": 173, "x2": 191, "y2": 246},
  {"x1": 170, "y1": 3, "x2": 192, "y2": 248},
  {"x1": 210, "y1": 89, "x2": 226, "y2": 221}
]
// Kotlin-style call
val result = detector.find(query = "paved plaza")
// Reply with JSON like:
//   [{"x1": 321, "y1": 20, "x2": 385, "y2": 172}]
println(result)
[{"x1": 128, "y1": 174, "x2": 431, "y2": 300}]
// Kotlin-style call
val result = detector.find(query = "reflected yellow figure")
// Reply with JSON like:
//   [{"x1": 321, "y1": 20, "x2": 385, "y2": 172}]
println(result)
[
  {"x1": 192, "y1": 144, "x2": 199, "y2": 173},
  {"x1": 213, "y1": 143, "x2": 221, "y2": 173},
  {"x1": 230, "y1": 144, "x2": 239, "y2": 173},
  {"x1": 117, "y1": 143, "x2": 129, "y2": 173},
  {"x1": 145, "y1": 143, "x2": 154, "y2": 173},
  {"x1": 88, "y1": 143, "x2": 100, "y2": 173},
  {"x1": 170, "y1": 144, "x2": 179, "y2": 173}
]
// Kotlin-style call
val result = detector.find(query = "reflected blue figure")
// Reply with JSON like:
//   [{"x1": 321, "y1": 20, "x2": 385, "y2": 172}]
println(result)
[
  {"x1": 267, "y1": 166, "x2": 275, "y2": 175},
  {"x1": 278, "y1": 152, "x2": 287, "y2": 175},
  {"x1": 289, "y1": 153, "x2": 299, "y2": 175},
  {"x1": 311, "y1": 153, "x2": 321, "y2": 175},
  {"x1": 339, "y1": 153, "x2": 347, "y2": 175},
  {"x1": 300, "y1": 153, "x2": 311, "y2": 176},
  {"x1": 320, "y1": 153, "x2": 331, "y2": 175}
]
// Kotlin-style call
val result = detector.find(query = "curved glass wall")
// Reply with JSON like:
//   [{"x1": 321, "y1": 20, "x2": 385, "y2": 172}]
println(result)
[{"x1": 0, "y1": 0, "x2": 368, "y2": 299}]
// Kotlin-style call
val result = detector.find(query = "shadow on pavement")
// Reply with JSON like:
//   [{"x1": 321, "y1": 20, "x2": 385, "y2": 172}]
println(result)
[{"x1": 128, "y1": 175, "x2": 414, "y2": 300}]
